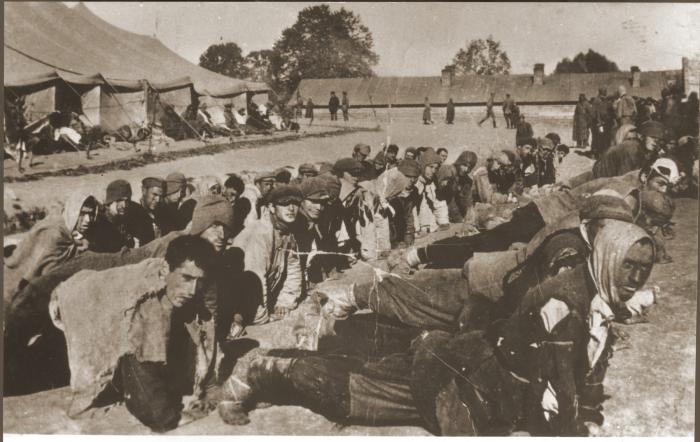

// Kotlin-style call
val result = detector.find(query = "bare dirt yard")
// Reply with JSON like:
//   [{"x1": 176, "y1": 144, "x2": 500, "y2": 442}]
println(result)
[{"x1": 3, "y1": 114, "x2": 697, "y2": 436}]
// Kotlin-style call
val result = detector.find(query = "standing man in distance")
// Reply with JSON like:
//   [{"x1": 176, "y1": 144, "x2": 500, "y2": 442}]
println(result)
[
  {"x1": 329, "y1": 91, "x2": 340, "y2": 121},
  {"x1": 478, "y1": 92, "x2": 497, "y2": 128}
]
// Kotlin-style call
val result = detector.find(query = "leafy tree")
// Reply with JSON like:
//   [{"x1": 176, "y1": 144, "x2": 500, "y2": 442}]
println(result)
[
  {"x1": 452, "y1": 36, "x2": 511, "y2": 75},
  {"x1": 271, "y1": 4, "x2": 379, "y2": 98},
  {"x1": 244, "y1": 49, "x2": 275, "y2": 83},
  {"x1": 199, "y1": 42, "x2": 250, "y2": 79},
  {"x1": 554, "y1": 49, "x2": 620, "y2": 74}
]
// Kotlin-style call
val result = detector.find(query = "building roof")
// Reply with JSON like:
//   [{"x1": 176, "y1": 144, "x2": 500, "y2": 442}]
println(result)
[
  {"x1": 4, "y1": 2, "x2": 269, "y2": 97},
  {"x1": 291, "y1": 69, "x2": 682, "y2": 106}
]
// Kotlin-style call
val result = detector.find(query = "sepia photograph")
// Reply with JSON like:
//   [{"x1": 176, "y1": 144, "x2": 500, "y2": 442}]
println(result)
[{"x1": 2, "y1": 1, "x2": 698, "y2": 438}]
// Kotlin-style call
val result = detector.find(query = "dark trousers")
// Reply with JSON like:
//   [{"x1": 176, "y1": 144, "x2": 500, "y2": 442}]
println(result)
[
  {"x1": 353, "y1": 269, "x2": 467, "y2": 332},
  {"x1": 591, "y1": 124, "x2": 612, "y2": 158},
  {"x1": 330, "y1": 111, "x2": 338, "y2": 121},
  {"x1": 504, "y1": 114, "x2": 513, "y2": 128},
  {"x1": 418, "y1": 202, "x2": 546, "y2": 268},
  {"x1": 342, "y1": 108, "x2": 349, "y2": 121},
  {"x1": 116, "y1": 354, "x2": 181, "y2": 432},
  {"x1": 478, "y1": 109, "x2": 496, "y2": 127}
]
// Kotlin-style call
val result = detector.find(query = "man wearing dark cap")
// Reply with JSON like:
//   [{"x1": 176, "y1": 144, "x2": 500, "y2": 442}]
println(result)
[
  {"x1": 274, "y1": 167, "x2": 293, "y2": 186},
  {"x1": 232, "y1": 185, "x2": 305, "y2": 323},
  {"x1": 436, "y1": 150, "x2": 478, "y2": 223},
  {"x1": 295, "y1": 177, "x2": 332, "y2": 284},
  {"x1": 124, "y1": 177, "x2": 165, "y2": 247},
  {"x1": 157, "y1": 172, "x2": 190, "y2": 234},
  {"x1": 390, "y1": 159, "x2": 422, "y2": 246},
  {"x1": 403, "y1": 147, "x2": 417, "y2": 160},
  {"x1": 100, "y1": 179, "x2": 135, "y2": 249},
  {"x1": 297, "y1": 163, "x2": 318, "y2": 181},
  {"x1": 352, "y1": 143, "x2": 376, "y2": 181},
  {"x1": 223, "y1": 174, "x2": 249, "y2": 237},
  {"x1": 326, "y1": 157, "x2": 372, "y2": 261},
  {"x1": 593, "y1": 120, "x2": 666, "y2": 178}
]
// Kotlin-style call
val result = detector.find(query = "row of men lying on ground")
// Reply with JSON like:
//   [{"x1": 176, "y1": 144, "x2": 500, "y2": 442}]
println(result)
[
  {"x1": 5, "y1": 122, "x2": 692, "y2": 428},
  {"x1": 11, "y1": 157, "x2": 679, "y2": 435}
]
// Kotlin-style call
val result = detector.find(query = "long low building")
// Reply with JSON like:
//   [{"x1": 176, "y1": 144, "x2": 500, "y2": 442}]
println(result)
[{"x1": 292, "y1": 58, "x2": 699, "y2": 118}]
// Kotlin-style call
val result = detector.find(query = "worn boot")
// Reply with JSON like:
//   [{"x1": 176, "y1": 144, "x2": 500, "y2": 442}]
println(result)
[{"x1": 315, "y1": 280, "x2": 359, "y2": 320}]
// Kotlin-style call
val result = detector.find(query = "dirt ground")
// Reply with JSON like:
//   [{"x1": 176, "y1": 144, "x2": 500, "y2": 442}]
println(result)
[{"x1": 2, "y1": 116, "x2": 697, "y2": 436}]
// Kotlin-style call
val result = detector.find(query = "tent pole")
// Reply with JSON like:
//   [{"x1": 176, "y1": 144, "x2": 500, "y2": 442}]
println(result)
[
  {"x1": 146, "y1": 80, "x2": 210, "y2": 144},
  {"x1": 101, "y1": 76, "x2": 148, "y2": 151},
  {"x1": 60, "y1": 78, "x2": 133, "y2": 147}
]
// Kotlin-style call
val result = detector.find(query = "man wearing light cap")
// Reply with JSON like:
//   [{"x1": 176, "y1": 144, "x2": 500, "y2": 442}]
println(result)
[
  {"x1": 124, "y1": 177, "x2": 165, "y2": 247},
  {"x1": 232, "y1": 184, "x2": 305, "y2": 323},
  {"x1": 352, "y1": 143, "x2": 376, "y2": 181},
  {"x1": 593, "y1": 120, "x2": 667, "y2": 178}
]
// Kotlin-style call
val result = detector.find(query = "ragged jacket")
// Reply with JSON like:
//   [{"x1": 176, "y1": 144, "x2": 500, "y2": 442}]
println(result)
[
  {"x1": 231, "y1": 215, "x2": 302, "y2": 323},
  {"x1": 49, "y1": 258, "x2": 217, "y2": 417}
]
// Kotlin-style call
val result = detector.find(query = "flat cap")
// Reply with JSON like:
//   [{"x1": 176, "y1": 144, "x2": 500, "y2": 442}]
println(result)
[
  {"x1": 299, "y1": 177, "x2": 330, "y2": 201},
  {"x1": 254, "y1": 171, "x2": 277, "y2": 183},
  {"x1": 142, "y1": 177, "x2": 164, "y2": 190},
  {"x1": 353, "y1": 143, "x2": 371, "y2": 155},
  {"x1": 397, "y1": 159, "x2": 421, "y2": 178},
  {"x1": 298, "y1": 163, "x2": 318, "y2": 176},
  {"x1": 333, "y1": 158, "x2": 364, "y2": 175},
  {"x1": 105, "y1": 179, "x2": 132, "y2": 205},
  {"x1": 190, "y1": 195, "x2": 234, "y2": 236},
  {"x1": 165, "y1": 172, "x2": 187, "y2": 195},
  {"x1": 267, "y1": 185, "x2": 303, "y2": 205},
  {"x1": 638, "y1": 121, "x2": 667, "y2": 139}
]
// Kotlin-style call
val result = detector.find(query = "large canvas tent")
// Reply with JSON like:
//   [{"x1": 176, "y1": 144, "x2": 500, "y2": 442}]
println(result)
[{"x1": 4, "y1": 2, "x2": 269, "y2": 131}]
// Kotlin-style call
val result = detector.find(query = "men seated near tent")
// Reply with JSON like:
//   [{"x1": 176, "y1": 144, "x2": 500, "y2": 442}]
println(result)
[
  {"x1": 593, "y1": 120, "x2": 666, "y2": 178},
  {"x1": 125, "y1": 177, "x2": 166, "y2": 247},
  {"x1": 246, "y1": 103, "x2": 273, "y2": 131},
  {"x1": 49, "y1": 236, "x2": 219, "y2": 433},
  {"x1": 405, "y1": 157, "x2": 680, "y2": 269},
  {"x1": 160, "y1": 105, "x2": 193, "y2": 141},
  {"x1": 231, "y1": 185, "x2": 305, "y2": 323},
  {"x1": 223, "y1": 103, "x2": 245, "y2": 135}
]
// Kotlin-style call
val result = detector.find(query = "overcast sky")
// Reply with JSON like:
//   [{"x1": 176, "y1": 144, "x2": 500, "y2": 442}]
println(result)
[{"x1": 71, "y1": 2, "x2": 700, "y2": 76}]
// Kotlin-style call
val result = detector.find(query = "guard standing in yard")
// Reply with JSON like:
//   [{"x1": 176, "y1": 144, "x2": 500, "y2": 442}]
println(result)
[
  {"x1": 445, "y1": 98, "x2": 455, "y2": 124},
  {"x1": 329, "y1": 91, "x2": 340, "y2": 121},
  {"x1": 341, "y1": 91, "x2": 350, "y2": 122},
  {"x1": 478, "y1": 92, "x2": 497, "y2": 128},
  {"x1": 591, "y1": 88, "x2": 614, "y2": 157}
]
